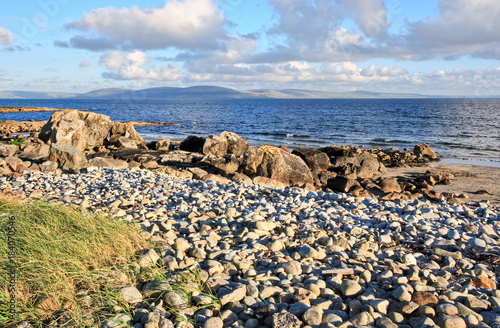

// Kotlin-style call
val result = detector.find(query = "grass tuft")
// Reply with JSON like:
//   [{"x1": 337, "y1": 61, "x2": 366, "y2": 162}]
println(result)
[{"x1": 0, "y1": 200, "x2": 148, "y2": 327}]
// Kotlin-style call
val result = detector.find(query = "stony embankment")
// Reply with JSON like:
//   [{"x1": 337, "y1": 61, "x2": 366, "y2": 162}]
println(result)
[
  {"x1": 2, "y1": 167, "x2": 499, "y2": 328},
  {"x1": 1, "y1": 109, "x2": 463, "y2": 204}
]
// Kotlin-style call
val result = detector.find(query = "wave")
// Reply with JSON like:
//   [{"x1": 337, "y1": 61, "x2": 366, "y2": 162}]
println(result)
[{"x1": 251, "y1": 132, "x2": 311, "y2": 138}]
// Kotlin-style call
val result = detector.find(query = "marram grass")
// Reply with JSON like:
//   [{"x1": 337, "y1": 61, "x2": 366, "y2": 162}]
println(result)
[{"x1": 0, "y1": 199, "x2": 148, "y2": 327}]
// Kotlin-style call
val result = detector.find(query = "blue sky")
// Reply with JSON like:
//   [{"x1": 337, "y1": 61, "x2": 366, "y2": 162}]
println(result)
[{"x1": 0, "y1": 0, "x2": 499, "y2": 96}]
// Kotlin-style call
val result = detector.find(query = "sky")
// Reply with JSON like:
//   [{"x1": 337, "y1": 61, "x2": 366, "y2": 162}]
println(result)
[{"x1": 0, "y1": 0, "x2": 499, "y2": 96}]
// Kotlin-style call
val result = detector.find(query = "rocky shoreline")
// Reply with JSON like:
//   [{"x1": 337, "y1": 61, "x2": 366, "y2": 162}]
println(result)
[{"x1": 2, "y1": 110, "x2": 500, "y2": 328}]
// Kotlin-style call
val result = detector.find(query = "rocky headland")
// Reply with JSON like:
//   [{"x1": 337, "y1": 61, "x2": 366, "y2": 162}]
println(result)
[{"x1": 2, "y1": 110, "x2": 500, "y2": 328}]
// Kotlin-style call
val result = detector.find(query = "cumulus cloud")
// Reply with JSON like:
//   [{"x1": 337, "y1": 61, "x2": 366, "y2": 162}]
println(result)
[
  {"x1": 401, "y1": 0, "x2": 500, "y2": 59},
  {"x1": 337, "y1": 0, "x2": 391, "y2": 38},
  {"x1": 99, "y1": 50, "x2": 181, "y2": 80},
  {"x1": 66, "y1": 0, "x2": 226, "y2": 51},
  {"x1": 79, "y1": 60, "x2": 91, "y2": 68},
  {"x1": 0, "y1": 27, "x2": 14, "y2": 47}
]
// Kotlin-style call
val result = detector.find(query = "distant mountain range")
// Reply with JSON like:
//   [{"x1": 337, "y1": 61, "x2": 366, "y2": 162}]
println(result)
[{"x1": 0, "y1": 85, "x2": 493, "y2": 99}]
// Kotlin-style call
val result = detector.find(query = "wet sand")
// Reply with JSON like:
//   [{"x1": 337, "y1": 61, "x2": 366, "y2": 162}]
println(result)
[{"x1": 378, "y1": 162, "x2": 500, "y2": 205}]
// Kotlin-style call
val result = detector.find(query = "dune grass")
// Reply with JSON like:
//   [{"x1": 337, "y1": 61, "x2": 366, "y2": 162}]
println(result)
[{"x1": 0, "y1": 199, "x2": 148, "y2": 327}]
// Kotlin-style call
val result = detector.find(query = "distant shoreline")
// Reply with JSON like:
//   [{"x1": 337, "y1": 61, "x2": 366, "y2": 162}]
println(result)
[{"x1": 0, "y1": 106, "x2": 86, "y2": 113}]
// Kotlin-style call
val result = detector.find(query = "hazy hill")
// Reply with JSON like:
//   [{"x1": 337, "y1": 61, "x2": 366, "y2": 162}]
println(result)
[{"x1": 0, "y1": 85, "x2": 463, "y2": 99}]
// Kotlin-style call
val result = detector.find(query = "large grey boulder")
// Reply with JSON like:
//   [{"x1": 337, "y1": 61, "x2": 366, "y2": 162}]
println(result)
[
  {"x1": 202, "y1": 134, "x2": 228, "y2": 157},
  {"x1": 49, "y1": 143, "x2": 87, "y2": 172},
  {"x1": 108, "y1": 122, "x2": 146, "y2": 149},
  {"x1": 220, "y1": 131, "x2": 249, "y2": 156},
  {"x1": 40, "y1": 110, "x2": 112, "y2": 151},
  {"x1": 243, "y1": 146, "x2": 313, "y2": 188}
]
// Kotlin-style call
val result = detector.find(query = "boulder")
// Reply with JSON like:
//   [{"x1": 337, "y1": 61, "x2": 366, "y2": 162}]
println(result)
[
  {"x1": 180, "y1": 136, "x2": 205, "y2": 153},
  {"x1": 4, "y1": 156, "x2": 28, "y2": 173},
  {"x1": 87, "y1": 157, "x2": 129, "y2": 169},
  {"x1": 203, "y1": 134, "x2": 228, "y2": 157},
  {"x1": 331, "y1": 152, "x2": 382, "y2": 179},
  {"x1": 153, "y1": 137, "x2": 171, "y2": 150},
  {"x1": 0, "y1": 144, "x2": 19, "y2": 157},
  {"x1": 327, "y1": 176, "x2": 362, "y2": 193},
  {"x1": 292, "y1": 148, "x2": 330, "y2": 173},
  {"x1": 116, "y1": 137, "x2": 139, "y2": 149},
  {"x1": 245, "y1": 146, "x2": 313, "y2": 188},
  {"x1": 220, "y1": 131, "x2": 249, "y2": 156},
  {"x1": 109, "y1": 122, "x2": 146, "y2": 149},
  {"x1": 380, "y1": 178, "x2": 402, "y2": 193},
  {"x1": 414, "y1": 143, "x2": 438, "y2": 160},
  {"x1": 241, "y1": 147, "x2": 264, "y2": 176},
  {"x1": 49, "y1": 143, "x2": 87, "y2": 172},
  {"x1": 40, "y1": 110, "x2": 112, "y2": 151}
]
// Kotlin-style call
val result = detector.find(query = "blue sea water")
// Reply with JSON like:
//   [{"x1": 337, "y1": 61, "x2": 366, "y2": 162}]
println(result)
[{"x1": 0, "y1": 98, "x2": 499, "y2": 165}]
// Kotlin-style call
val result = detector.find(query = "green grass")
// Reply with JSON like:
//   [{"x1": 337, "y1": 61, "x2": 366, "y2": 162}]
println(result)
[
  {"x1": 9, "y1": 138, "x2": 25, "y2": 147},
  {"x1": 0, "y1": 200, "x2": 148, "y2": 327}
]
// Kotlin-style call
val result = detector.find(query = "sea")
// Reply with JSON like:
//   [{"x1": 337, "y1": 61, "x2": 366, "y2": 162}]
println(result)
[{"x1": 0, "y1": 98, "x2": 499, "y2": 167}]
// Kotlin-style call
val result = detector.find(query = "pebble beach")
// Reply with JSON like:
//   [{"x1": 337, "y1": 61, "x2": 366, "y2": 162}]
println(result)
[{"x1": 3, "y1": 166, "x2": 500, "y2": 328}]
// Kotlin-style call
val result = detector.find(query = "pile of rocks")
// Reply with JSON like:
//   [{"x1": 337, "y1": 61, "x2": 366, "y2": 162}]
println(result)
[
  {"x1": 1, "y1": 110, "x2": 450, "y2": 202},
  {"x1": 2, "y1": 167, "x2": 499, "y2": 328}
]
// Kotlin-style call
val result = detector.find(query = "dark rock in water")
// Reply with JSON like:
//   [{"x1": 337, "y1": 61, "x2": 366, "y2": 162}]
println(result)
[
  {"x1": 180, "y1": 135, "x2": 205, "y2": 153},
  {"x1": 292, "y1": 148, "x2": 330, "y2": 173},
  {"x1": 327, "y1": 176, "x2": 361, "y2": 193},
  {"x1": 414, "y1": 143, "x2": 438, "y2": 160},
  {"x1": 49, "y1": 143, "x2": 87, "y2": 172}
]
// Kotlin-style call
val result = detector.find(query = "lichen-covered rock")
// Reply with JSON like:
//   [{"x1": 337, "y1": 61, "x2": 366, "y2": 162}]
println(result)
[
  {"x1": 49, "y1": 143, "x2": 87, "y2": 172},
  {"x1": 40, "y1": 110, "x2": 112, "y2": 151},
  {"x1": 414, "y1": 143, "x2": 438, "y2": 160},
  {"x1": 220, "y1": 131, "x2": 249, "y2": 156}
]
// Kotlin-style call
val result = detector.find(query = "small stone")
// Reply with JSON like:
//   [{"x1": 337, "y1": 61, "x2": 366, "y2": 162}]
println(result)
[
  {"x1": 163, "y1": 291, "x2": 188, "y2": 310},
  {"x1": 217, "y1": 283, "x2": 247, "y2": 306},
  {"x1": 203, "y1": 317, "x2": 223, "y2": 328},
  {"x1": 473, "y1": 276, "x2": 497, "y2": 289},
  {"x1": 402, "y1": 254, "x2": 417, "y2": 266},
  {"x1": 409, "y1": 316, "x2": 437, "y2": 328},
  {"x1": 436, "y1": 304, "x2": 458, "y2": 315},
  {"x1": 393, "y1": 286, "x2": 412, "y2": 302},
  {"x1": 350, "y1": 311, "x2": 374, "y2": 326},
  {"x1": 412, "y1": 291, "x2": 438, "y2": 307},
  {"x1": 120, "y1": 287, "x2": 143, "y2": 304},
  {"x1": 341, "y1": 280, "x2": 362, "y2": 297},
  {"x1": 302, "y1": 305, "x2": 323, "y2": 325},
  {"x1": 138, "y1": 249, "x2": 161, "y2": 268},
  {"x1": 282, "y1": 260, "x2": 302, "y2": 275},
  {"x1": 435, "y1": 314, "x2": 466, "y2": 328},
  {"x1": 103, "y1": 314, "x2": 132, "y2": 328},
  {"x1": 271, "y1": 311, "x2": 302, "y2": 328}
]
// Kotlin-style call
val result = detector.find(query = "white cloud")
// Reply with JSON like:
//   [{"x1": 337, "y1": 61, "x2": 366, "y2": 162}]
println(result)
[
  {"x1": 402, "y1": 0, "x2": 500, "y2": 59},
  {"x1": 337, "y1": 0, "x2": 391, "y2": 38},
  {"x1": 66, "y1": 0, "x2": 226, "y2": 50},
  {"x1": 99, "y1": 50, "x2": 181, "y2": 81},
  {"x1": 0, "y1": 27, "x2": 14, "y2": 47},
  {"x1": 79, "y1": 60, "x2": 91, "y2": 68}
]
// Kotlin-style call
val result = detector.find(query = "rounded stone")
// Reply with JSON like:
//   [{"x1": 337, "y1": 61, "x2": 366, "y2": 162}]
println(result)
[
  {"x1": 203, "y1": 317, "x2": 223, "y2": 328},
  {"x1": 341, "y1": 280, "x2": 362, "y2": 297}
]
